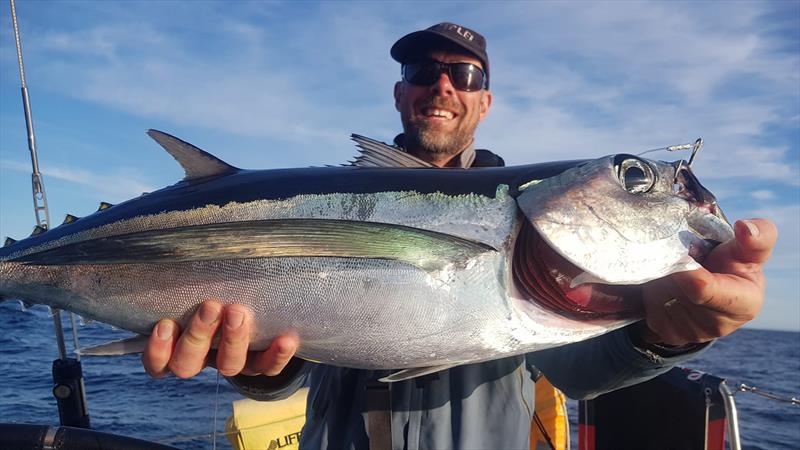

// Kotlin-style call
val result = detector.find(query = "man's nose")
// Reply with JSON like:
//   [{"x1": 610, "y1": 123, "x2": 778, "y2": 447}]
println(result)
[{"x1": 430, "y1": 71, "x2": 456, "y2": 96}]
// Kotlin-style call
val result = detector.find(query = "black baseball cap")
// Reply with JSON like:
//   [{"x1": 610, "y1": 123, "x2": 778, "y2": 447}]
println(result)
[{"x1": 391, "y1": 22, "x2": 489, "y2": 87}]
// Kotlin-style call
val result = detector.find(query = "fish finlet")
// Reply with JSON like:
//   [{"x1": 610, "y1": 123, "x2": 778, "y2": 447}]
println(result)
[
  {"x1": 31, "y1": 225, "x2": 47, "y2": 236},
  {"x1": 3, "y1": 237, "x2": 17, "y2": 247},
  {"x1": 98, "y1": 202, "x2": 114, "y2": 211},
  {"x1": 62, "y1": 214, "x2": 79, "y2": 224}
]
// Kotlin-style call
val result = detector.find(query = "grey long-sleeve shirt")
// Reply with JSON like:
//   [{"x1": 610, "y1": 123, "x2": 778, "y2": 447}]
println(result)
[{"x1": 228, "y1": 325, "x2": 707, "y2": 450}]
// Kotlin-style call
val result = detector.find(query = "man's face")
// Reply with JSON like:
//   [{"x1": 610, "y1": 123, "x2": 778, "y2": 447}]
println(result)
[{"x1": 394, "y1": 49, "x2": 492, "y2": 160}]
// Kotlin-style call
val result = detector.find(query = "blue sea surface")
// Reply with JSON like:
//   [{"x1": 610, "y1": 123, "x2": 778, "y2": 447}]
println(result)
[
  {"x1": 0, "y1": 303, "x2": 241, "y2": 449},
  {"x1": 1, "y1": 302, "x2": 798, "y2": 449}
]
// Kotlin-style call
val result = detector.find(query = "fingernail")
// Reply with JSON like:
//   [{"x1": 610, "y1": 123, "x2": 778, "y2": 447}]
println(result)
[
  {"x1": 226, "y1": 309, "x2": 245, "y2": 330},
  {"x1": 156, "y1": 321, "x2": 173, "y2": 341},
  {"x1": 199, "y1": 303, "x2": 221, "y2": 325},
  {"x1": 743, "y1": 220, "x2": 759, "y2": 238}
]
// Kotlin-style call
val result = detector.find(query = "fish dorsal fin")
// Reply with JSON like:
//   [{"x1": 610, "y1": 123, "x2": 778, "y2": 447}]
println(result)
[
  {"x1": 348, "y1": 134, "x2": 434, "y2": 168},
  {"x1": 147, "y1": 129, "x2": 239, "y2": 180}
]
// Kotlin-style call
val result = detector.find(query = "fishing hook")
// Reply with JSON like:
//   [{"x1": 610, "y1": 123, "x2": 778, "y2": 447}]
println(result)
[
  {"x1": 661, "y1": 138, "x2": 702, "y2": 184},
  {"x1": 687, "y1": 137, "x2": 703, "y2": 167}
]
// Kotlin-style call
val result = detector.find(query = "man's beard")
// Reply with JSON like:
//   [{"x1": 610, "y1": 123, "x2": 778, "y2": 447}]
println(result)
[{"x1": 402, "y1": 97, "x2": 477, "y2": 157}]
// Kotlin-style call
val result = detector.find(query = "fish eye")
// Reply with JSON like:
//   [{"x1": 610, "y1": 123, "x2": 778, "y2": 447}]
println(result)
[{"x1": 617, "y1": 158, "x2": 655, "y2": 194}]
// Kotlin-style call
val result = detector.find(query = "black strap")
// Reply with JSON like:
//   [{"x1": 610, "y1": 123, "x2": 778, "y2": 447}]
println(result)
[
  {"x1": 532, "y1": 411, "x2": 558, "y2": 450},
  {"x1": 366, "y1": 382, "x2": 392, "y2": 450}
]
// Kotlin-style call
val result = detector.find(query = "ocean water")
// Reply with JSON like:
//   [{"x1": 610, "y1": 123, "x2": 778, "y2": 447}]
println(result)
[{"x1": 1, "y1": 302, "x2": 798, "y2": 449}]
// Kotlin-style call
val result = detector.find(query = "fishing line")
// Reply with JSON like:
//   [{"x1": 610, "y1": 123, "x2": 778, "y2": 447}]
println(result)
[
  {"x1": 213, "y1": 369, "x2": 221, "y2": 449},
  {"x1": 636, "y1": 138, "x2": 703, "y2": 168},
  {"x1": 637, "y1": 143, "x2": 695, "y2": 156}
]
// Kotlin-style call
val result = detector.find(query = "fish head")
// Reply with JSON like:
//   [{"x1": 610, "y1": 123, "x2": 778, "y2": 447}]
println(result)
[{"x1": 514, "y1": 154, "x2": 733, "y2": 317}]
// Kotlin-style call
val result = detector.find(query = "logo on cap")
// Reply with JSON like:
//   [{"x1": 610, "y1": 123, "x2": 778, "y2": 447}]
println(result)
[{"x1": 437, "y1": 23, "x2": 475, "y2": 42}]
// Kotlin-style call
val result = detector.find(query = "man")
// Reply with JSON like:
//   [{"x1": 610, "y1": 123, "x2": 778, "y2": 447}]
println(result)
[{"x1": 142, "y1": 23, "x2": 777, "y2": 448}]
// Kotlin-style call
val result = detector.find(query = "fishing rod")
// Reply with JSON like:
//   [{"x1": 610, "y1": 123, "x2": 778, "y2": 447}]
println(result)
[{"x1": 9, "y1": 0, "x2": 90, "y2": 429}]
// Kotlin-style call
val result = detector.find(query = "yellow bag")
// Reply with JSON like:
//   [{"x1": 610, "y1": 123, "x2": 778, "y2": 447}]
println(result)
[
  {"x1": 226, "y1": 388, "x2": 309, "y2": 450},
  {"x1": 530, "y1": 377, "x2": 569, "y2": 450}
]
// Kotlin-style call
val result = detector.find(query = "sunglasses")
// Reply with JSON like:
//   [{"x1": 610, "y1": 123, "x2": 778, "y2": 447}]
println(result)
[{"x1": 402, "y1": 59, "x2": 488, "y2": 92}]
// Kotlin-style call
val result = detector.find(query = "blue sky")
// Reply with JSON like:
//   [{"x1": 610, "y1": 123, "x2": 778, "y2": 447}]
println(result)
[{"x1": 1, "y1": 1, "x2": 797, "y2": 330}]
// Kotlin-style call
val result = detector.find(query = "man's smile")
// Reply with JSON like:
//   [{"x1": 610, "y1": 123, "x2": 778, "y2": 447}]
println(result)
[{"x1": 419, "y1": 107, "x2": 456, "y2": 120}]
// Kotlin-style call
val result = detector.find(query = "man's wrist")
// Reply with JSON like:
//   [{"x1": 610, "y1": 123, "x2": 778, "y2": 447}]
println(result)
[{"x1": 627, "y1": 322, "x2": 705, "y2": 357}]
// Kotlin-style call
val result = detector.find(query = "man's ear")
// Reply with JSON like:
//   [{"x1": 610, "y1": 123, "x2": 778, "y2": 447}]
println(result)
[
  {"x1": 394, "y1": 81, "x2": 403, "y2": 112},
  {"x1": 479, "y1": 90, "x2": 492, "y2": 121}
]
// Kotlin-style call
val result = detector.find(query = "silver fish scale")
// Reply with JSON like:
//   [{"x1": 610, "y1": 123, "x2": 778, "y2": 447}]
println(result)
[
  {"x1": 5, "y1": 186, "x2": 518, "y2": 261},
  {"x1": 5, "y1": 252, "x2": 528, "y2": 369}
]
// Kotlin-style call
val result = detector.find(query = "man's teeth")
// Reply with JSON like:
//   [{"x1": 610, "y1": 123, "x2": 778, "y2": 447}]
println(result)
[{"x1": 423, "y1": 109, "x2": 454, "y2": 119}]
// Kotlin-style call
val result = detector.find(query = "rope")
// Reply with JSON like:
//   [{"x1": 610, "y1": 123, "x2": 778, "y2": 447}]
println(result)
[{"x1": 737, "y1": 384, "x2": 800, "y2": 405}]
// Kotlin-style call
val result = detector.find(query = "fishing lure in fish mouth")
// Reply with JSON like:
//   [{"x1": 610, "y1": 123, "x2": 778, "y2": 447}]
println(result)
[{"x1": 0, "y1": 130, "x2": 733, "y2": 379}]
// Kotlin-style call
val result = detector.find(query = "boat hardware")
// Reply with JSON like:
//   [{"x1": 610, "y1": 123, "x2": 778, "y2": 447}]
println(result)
[
  {"x1": 9, "y1": 0, "x2": 90, "y2": 428},
  {"x1": 736, "y1": 383, "x2": 800, "y2": 405},
  {"x1": 718, "y1": 381, "x2": 742, "y2": 450}
]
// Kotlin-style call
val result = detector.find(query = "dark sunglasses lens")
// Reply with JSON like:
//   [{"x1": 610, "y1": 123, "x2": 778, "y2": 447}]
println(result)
[
  {"x1": 403, "y1": 61, "x2": 485, "y2": 91},
  {"x1": 449, "y1": 63, "x2": 485, "y2": 91},
  {"x1": 404, "y1": 62, "x2": 440, "y2": 86}
]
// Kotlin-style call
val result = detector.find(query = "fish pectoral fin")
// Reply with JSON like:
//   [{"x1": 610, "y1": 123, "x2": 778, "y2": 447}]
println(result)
[
  {"x1": 147, "y1": 129, "x2": 239, "y2": 180},
  {"x1": 379, "y1": 363, "x2": 466, "y2": 382},
  {"x1": 77, "y1": 335, "x2": 149, "y2": 356},
  {"x1": 13, "y1": 219, "x2": 495, "y2": 272}
]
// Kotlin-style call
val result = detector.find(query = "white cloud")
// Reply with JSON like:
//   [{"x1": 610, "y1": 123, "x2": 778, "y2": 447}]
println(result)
[
  {"x1": 14, "y1": 2, "x2": 796, "y2": 181},
  {"x1": 753, "y1": 204, "x2": 800, "y2": 271},
  {"x1": 0, "y1": 159, "x2": 154, "y2": 200},
  {"x1": 490, "y1": 1, "x2": 798, "y2": 102},
  {"x1": 751, "y1": 190, "x2": 775, "y2": 200},
  {"x1": 467, "y1": 1, "x2": 799, "y2": 187}
]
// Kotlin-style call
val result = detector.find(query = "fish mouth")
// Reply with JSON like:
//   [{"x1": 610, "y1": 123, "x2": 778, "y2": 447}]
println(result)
[
  {"x1": 675, "y1": 163, "x2": 735, "y2": 246},
  {"x1": 513, "y1": 222, "x2": 643, "y2": 319}
]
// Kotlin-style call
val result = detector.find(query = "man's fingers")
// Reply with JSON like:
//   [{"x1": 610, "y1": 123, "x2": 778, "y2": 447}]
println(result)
[
  {"x1": 169, "y1": 300, "x2": 223, "y2": 378},
  {"x1": 245, "y1": 334, "x2": 299, "y2": 376},
  {"x1": 732, "y1": 219, "x2": 777, "y2": 265},
  {"x1": 142, "y1": 319, "x2": 179, "y2": 378},
  {"x1": 216, "y1": 305, "x2": 252, "y2": 376},
  {"x1": 142, "y1": 302, "x2": 297, "y2": 379},
  {"x1": 668, "y1": 261, "x2": 764, "y2": 322},
  {"x1": 705, "y1": 219, "x2": 778, "y2": 272}
]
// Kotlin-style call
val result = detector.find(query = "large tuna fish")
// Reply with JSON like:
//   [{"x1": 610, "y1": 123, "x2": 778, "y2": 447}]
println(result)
[{"x1": 0, "y1": 131, "x2": 732, "y2": 380}]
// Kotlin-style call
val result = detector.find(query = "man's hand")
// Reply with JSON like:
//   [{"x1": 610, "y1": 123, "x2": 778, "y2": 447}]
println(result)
[
  {"x1": 641, "y1": 218, "x2": 778, "y2": 346},
  {"x1": 142, "y1": 300, "x2": 299, "y2": 379}
]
